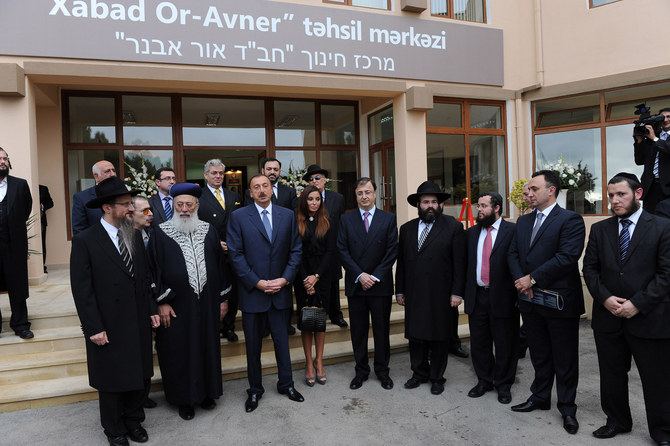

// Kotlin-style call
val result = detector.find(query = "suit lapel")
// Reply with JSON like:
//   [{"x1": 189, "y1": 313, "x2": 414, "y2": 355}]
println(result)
[
  {"x1": 529, "y1": 206, "x2": 560, "y2": 250},
  {"x1": 248, "y1": 206, "x2": 271, "y2": 243},
  {"x1": 419, "y1": 217, "x2": 444, "y2": 253},
  {"x1": 6, "y1": 176, "x2": 17, "y2": 212},
  {"x1": 271, "y1": 207, "x2": 281, "y2": 244},
  {"x1": 153, "y1": 195, "x2": 167, "y2": 222},
  {"x1": 623, "y1": 211, "x2": 650, "y2": 264},
  {"x1": 94, "y1": 224, "x2": 133, "y2": 277},
  {"x1": 605, "y1": 217, "x2": 621, "y2": 264},
  {"x1": 491, "y1": 220, "x2": 508, "y2": 255}
]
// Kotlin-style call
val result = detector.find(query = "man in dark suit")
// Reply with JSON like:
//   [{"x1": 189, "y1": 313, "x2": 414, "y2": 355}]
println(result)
[
  {"x1": 71, "y1": 159, "x2": 116, "y2": 236},
  {"x1": 244, "y1": 158, "x2": 297, "y2": 209},
  {"x1": 395, "y1": 181, "x2": 464, "y2": 396},
  {"x1": 508, "y1": 170, "x2": 585, "y2": 435},
  {"x1": 303, "y1": 164, "x2": 348, "y2": 328},
  {"x1": 198, "y1": 159, "x2": 242, "y2": 342},
  {"x1": 147, "y1": 167, "x2": 176, "y2": 227},
  {"x1": 227, "y1": 174, "x2": 304, "y2": 413},
  {"x1": 70, "y1": 177, "x2": 159, "y2": 446},
  {"x1": 338, "y1": 177, "x2": 398, "y2": 391},
  {"x1": 0, "y1": 147, "x2": 34, "y2": 339},
  {"x1": 464, "y1": 192, "x2": 518, "y2": 405},
  {"x1": 583, "y1": 172, "x2": 670, "y2": 445},
  {"x1": 39, "y1": 184, "x2": 54, "y2": 273},
  {"x1": 633, "y1": 107, "x2": 670, "y2": 214}
]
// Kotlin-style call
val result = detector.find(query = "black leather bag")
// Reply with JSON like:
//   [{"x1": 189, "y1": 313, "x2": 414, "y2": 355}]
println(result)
[{"x1": 300, "y1": 306, "x2": 327, "y2": 332}]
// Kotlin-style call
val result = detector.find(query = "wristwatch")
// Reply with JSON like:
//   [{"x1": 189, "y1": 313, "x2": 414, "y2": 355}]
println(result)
[
  {"x1": 529, "y1": 276, "x2": 536, "y2": 286},
  {"x1": 314, "y1": 273, "x2": 320, "y2": 280}
]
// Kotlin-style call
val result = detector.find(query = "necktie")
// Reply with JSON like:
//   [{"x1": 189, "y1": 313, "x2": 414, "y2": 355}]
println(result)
[
  {"x1": 261, "y1": 209, "x2": 272, "y2": 242},
  {"x1": 164, "y1": 197, "x2": 173, "y2": 220},
  {"x1": 118, "y1": 232, "x2": 134, "y2": 276},
  {"x1": 363, "y1": 212, "x2": 370, "y2": 232},
  {"x1": 142, "y1": 231, "x2": 149, "y2": 248},
  {"x1": 481, "y1": 227, "x2": 493, "y2": 285},
  {"x1": 619, "y1": 219, "x2": 632, "y2": 262},
  {"x1": 418, "y1": 223, "x2": 430, "y2": 251},
  {"x1": 215, "y1": 188, "x2": 226, "y2": 210},
  {"x1": 529, "y1": 212, "x2": 544, "y2": 246}
]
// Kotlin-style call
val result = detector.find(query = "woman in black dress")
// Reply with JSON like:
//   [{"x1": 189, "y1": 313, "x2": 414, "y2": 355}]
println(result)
[{"x1": 295, "y1": 185, "x2": 336, "y2": 386}]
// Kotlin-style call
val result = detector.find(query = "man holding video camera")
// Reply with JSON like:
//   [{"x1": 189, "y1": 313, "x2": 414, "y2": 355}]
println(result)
[{"x1": 633, "y1": 107, "x2": 670, "y2": 214}]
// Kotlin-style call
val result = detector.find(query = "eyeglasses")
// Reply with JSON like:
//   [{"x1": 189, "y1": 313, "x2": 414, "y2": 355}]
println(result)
[
  {"x1": 308, "y1": 175, "x2": 323, "y2": 182},
  {"x1": 136, "y1": 206, "x2": 153, "y2": 215},
  {"x1": 158, "y1": 176, "x2": 176, "y2": 181}
]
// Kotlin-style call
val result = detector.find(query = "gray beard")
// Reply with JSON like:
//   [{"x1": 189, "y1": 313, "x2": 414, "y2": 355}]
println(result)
[
  {"x1": 172, "y1": 212, "x2": 201, "y2": 235},
  {"x1": 118, "y1": 218, "x2": 137, "y2": 258}
]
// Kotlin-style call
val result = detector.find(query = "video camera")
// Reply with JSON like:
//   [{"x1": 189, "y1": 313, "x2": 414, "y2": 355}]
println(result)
[{"x1": 633, "y1": 103, "x2": 665, "y2": 137}]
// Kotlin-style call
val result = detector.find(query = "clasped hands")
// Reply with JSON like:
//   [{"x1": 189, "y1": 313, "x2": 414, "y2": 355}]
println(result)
[
  {"x1": 303, "y1": 275, "x2": 319, "y2": 295},
  {"x1": 257, "y1": 278, "x2": 288, "y2": 294},
  {"x1": 604, "y1": 296, "x2": 639, "y2": 318},
  {"x1": 358, "y1": 272, "x2": 377, "y2": 291},
  {"x1": 515, "y1": 274, "x2": 534, "y2": 299}
]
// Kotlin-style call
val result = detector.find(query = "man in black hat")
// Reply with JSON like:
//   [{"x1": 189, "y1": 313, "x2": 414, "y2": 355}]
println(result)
[
  {"x1": 583, "y1": 172, "x2": 670, "y2": 444},
  {"x1": 149, "y1": 182, "x2": 229, "y2": 421},
  {"x1": 70, "y1": 176, "x2": 159, "y2": 446},
  {"x1": 395, "y1": 181, "x2": 465, "y2": 395},
  {"x1": 303, "y1": 164, "x2": 348, "y2": 328}
]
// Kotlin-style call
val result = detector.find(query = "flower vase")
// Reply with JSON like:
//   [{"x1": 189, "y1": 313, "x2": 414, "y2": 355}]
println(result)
[{"x1": 557, "y1": 189, "x2": 568, "y2": 209}]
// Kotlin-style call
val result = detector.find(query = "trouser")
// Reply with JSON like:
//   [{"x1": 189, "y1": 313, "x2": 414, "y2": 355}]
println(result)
[
  {"x1": 98, "y1": 389, "x2": 145, "y2": 437},
  {"x1": 347, "y1": 294, "x2": 391, "y2": 378},
  {"x1": 0, "y1": 248, "x2": 30, "y2": 333},
  {"x1": 409, "y1": 339, "x2": 448, "y2": 383}
]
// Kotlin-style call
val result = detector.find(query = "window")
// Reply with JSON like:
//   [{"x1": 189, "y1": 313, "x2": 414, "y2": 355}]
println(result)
[
  {"x1": 590, "y1": 0, "x2": 620, "y2": 8},
  {"x1": 431, "y1": 0, "x2": 486, "y2": 23},
  {"x1": 325, "y1": 0, "x2": 391, "y2": 10},
  {"x1": 426, "y1": 99, "x2": 507, "y2": 218},
  {"x1": 532, "y1": 81, "x2": 670, "y2": 215},
  {"x1": 182, "y1": 97, "x2": 266, "y2": 146},
  {"x1": 122, "y1": 95, "x2": 172, "y2": 146}
]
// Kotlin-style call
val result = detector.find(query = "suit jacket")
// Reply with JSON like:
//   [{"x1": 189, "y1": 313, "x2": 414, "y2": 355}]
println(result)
[
  {"x1": 508, "y1": 205, "x2": 586, "y2": 318},
  {"x1": 39, "y1": 184, "x2": 54, "y2": 229},
  {"x1": 634, "y1": 138, "x2": 670, "y2": 198},
  {"x1": 70, "y1": 223, "x2": 155, "y2": 392},
  {"x1": 464, "y1": 219, "x2": 518, "y2": 318},
  {"x1": 244, "y1": 183, "x2": 297, "y2": 210},
  {"x1": 71, "y1": 186, "x2": 101, "y2": 236},
  {"x1": 148, "y1": 193, "x2": 169, "y2": 227},
  {"x1": 654, "y1": 197, "x2": 670, "y2": 219},
  {"x1": 583, "y1": 211, "x2": 670, "y2": 339},
  {"x1": 338, "y1": 207, "x2": 398, "y2": 297},
  {"x1": 2, "y1": 176, "x2": 32, "y2": 298},
  {"x1": 199, "y1": 186, "x2": 242, "y2": 242},
  {"x1": 227, "y1": 203, "x2": 302, "y2": 313},
  {"x1": 395, "y1": 214, "x2": 465, "y2": 340}
]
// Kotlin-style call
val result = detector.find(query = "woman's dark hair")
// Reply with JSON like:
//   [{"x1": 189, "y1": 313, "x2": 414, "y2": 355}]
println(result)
[{"x1": 297, "y1": 185, "x2": 330, "y2": 239}]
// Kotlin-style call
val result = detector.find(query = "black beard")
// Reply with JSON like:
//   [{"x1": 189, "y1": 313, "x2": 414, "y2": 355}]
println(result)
[
  {"x1": 418, "y1": 206, "x2": 440, "y2": 223},
  {"x1": 611, "y1": 200, "x2": 640, "y2": 219},
  {"x1": 0, "y1": 168, "x2": 8, "y2": 179},
  {"x1": 477, "y1": 213, "x2": 497, "y2": 228}
]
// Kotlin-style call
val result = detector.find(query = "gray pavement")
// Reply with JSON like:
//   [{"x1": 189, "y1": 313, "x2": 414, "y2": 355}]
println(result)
[{"x1": 0, "y1": 320, "x2": 655, "y2": 445}]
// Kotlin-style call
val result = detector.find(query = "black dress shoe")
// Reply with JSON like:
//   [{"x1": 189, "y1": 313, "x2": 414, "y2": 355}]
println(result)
[
  {"x1": 107, "y1": 435, "x2": 129, "y2": 446},
  {"x1": 404, "y1": 377, "x2": 427, "y2": 389},
  {"x1": 278, "y1": 386, "x2": 304, "y2": 402},
  {"x1": 430, "y1": 382, "x2": 445, "y2": 395},
  {"x1": 16, "y1": 329, "x2": 34, "y2": 339},
  {"x1": 657, "y1": 441, "x2": 670, "y2": 446},
  {"x1": 127, "y1": 426, "x2": 148, "y2": 443},
  {"x1": 287, "y1": 325, "x2": 296, "y2": 336},
  {"x1": 331, "y1": 317, "x2": 348, "y2": 328},
  {"x1": 449, "y1": 346, "x2": 469, "y2": 358},
  {"x1": 245, "y1": 394, "x2": 261, "y2": 412},
  {"x1": 497, "y1": 391, "x2": 512, "y2": 404},
  {"x1": 178, "y1": 405, "x2": 195, "y2": 420},
  {"x1": 349, "y1": 376, "x2": 368, "y2": 389},
  {"x1": 510, "y1": 400, "x2": 551, "y2": 412},
  {"x1": 143, "y1": 397, "x2": 157, "y2": 409},
  {"x1": 379, "y1": 375, "x2": 394, "y2": 390},
  {"x1": 225, "y1": 330, "x2": 239, "y2": 342},
  {"x1": 200, "y1": 397, "x2": 216, "y2": 410},
  {"x1": 592, "y1": 425, "x2": 630, "y2": 439},
  {"x1": 467, "y1": 383, "x2": 494, "y2": 398},
  {"x1": 563, "y1": 415, "x2": 579, "y2": 435}
]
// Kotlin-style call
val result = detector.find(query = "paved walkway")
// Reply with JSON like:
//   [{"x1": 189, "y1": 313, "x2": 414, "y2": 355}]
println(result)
[{"x1": 0, "y1": 320, "x2": 655, "y2": 445}]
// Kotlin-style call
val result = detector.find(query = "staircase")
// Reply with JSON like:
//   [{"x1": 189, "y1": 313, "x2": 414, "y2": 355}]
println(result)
[{"x1": 0, "y1": 265, "x2": 469, "y2": 413}]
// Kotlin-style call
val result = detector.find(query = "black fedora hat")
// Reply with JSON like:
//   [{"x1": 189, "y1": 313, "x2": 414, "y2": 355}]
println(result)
[
  {"x1": 86, "y1": 176, "x2": 140, "y2": 209},
  {"x1": 302, "y1": 164, "x2": 329, "y2": 182},
  {"x1": 407, "y1": 181, "x2": 451, "y2": 207}
]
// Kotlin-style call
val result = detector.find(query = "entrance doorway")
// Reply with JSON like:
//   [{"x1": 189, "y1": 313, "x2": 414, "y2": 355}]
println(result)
[{"x1": 370, "y1": 143, "x2": 396, "y2": 214}]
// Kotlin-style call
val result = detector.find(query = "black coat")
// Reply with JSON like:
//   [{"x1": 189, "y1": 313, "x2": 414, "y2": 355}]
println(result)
[
  {"x1": 71, "y1": 186, "x2": 101, "y2": 236},
  {"x1": 70, "y1": 223, "x2": 155, "y2": 392},
  {"x1": 634, "y1": 138, "x2": 670, "y2": 199},
  {"x1": 2, "y1": 176, "x2": 32, "y2": 298},
  {"x1": 395, "y1": 215, "x2": 465, "y2": 341},
  {"x1": 244, "y1": 183, "x2": 297, "y2": 209},
  {"x1": 148, "y1": 193, "x2": 169, "y2": 227},
  {"x1": 583, "y1": 211, "x2": 670, "y2": 339}
]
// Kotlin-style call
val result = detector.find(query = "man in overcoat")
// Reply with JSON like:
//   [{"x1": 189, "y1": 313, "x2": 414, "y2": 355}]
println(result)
[
  {"x1": 395, "y1": 181, "x2": 465, "y2": 395},
  {"x1": 70, "y1": 176, "x2": 159, "y2": 446}
]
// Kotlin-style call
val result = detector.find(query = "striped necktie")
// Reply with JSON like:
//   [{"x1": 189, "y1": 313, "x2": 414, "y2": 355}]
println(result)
[
  {"x1": 418, "y1": 223, "x2": 430, "y2": 250},
  {"x1": 619, "y1": 219, "x2": 632, "y2": 262},
  {"x1": 118, "y1": 232, "x2": 134, "y2": 276},
  {"x1": 164, "y1": 197, "x2": 173, "y2": 220}
]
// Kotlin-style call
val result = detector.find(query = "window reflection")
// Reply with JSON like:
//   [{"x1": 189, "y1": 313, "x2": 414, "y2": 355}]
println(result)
[
  {"x1": 122, "y1": 95, "x2": 172, "y2": 146},
  {"x1": 182, "y1": 97, "x2": 266, "y2": 146},
  {"x1": 69, "y1": 97, "x2": 116, "y2": 144},
  {"x1": 321, "y1": 104, "x2": 356, "y2": 145},
  {"x1": 427, "y1": 133, "x2": 466, "y2": 218},
  {"x1": 274, "y1": 101, "x2": 316, "y2": 147}
]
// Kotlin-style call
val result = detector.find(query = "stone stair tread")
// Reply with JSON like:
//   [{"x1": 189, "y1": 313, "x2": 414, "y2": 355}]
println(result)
[
  {"x1": 0, "y1": 349, "x2": 86, "y2": 372},
  {"x1": 0, "y1": 326, "x2": 83, "y2": 346}
]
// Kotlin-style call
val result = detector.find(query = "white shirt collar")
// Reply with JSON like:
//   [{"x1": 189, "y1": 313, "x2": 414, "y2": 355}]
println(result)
[
  {"x1": 0, "y1": 177, "x2": 7, "y2": 201},
  {"x1": 359, "y1": 206, "x2": 376, "y2": 218},
  {"x1": 206, "y1": 183, "x2": 221, "y2": 195},
  {"x1": 619, "y1": 207, "x2": 642, "y2": 226},
  {"x1": 537, "y1": 202, "x2": 558, "y2": 218},
  {"x1": 99, "y1": 217, "x2": 120, "y2": 251},
  {"x1": 158, "y1": 190, "x2": 171, "y2": 201},
  {"x1": 254, "y1": 202, "x2": 273, "y2": 216}
]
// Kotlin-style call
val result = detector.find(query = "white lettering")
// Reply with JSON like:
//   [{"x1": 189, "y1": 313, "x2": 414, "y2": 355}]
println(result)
[
  {"x1": 156, "y1": 1, "x2": 177, "y2": 24},
  {"x1": 203, "y1": 6, "x2": 222, "y2": 27},
  {"x1": 72, "y1": 1, "x2": 87, "y2": 17},
  {"x1": 91, "y1": 0, "x2": 108, "y2": 19},
  {"x1": 49, "y1": 0, "x2": 70, "y2": 16}
]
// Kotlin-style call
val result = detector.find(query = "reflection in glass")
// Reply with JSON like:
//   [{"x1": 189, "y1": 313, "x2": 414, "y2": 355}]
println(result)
[
  {"x1": 606, "y1": 125, "x2": 644, "y2": 209},
  {"x1": 352, "y1": 0, "x2": 389, "y2": 9},
  {"x1": 608, "y1": 97, "x2": 670, "y2": 121},
  {"x1": 431, "y1": 0, "x2": 448, "y2": 15},
  {"x1": 426, "y1": 133, "x2": 466, "y2": 218},
  {"x1": 535, "y1": 128, "x2": 602, "y2": 214},
  {"x1": 427, "y1": 103, "x2": 462, "y2": 128},
  {"x1": 69, "y1": 97, "x2": 116, "y2": 143},
  {"x1": 321, "y1": 104, "x2": 356, "y2": 145},
  {"x1": 122, "y1": 95, "x2": 172, "y2": 146},
  {"x1": 275, "y1": 150, "x2": 317, "y2": 176},
  {"x1": 123, "y1": 150, "x2": 174, "y2": 187},
  {"x1": 274, "y1": 101, "x2": 316, "y2": 147},
  {"x1": 535, "y1": 94, "x2": 600, "y2": 128},
  {"x1": 184, "y1": 149, "x2": 265, "y2": 196},
  {"x1": 454, "y1": 0, "x2": 484, "y2": 22},
  {"x1": 469, "y1": 135, "x2": 507, "y2": 214},
  {"x1": 182, "y1": 97, "x2": 266, "y2": 146},
  {"x1": 369, "y1": 107, "x2": 393, "y2": 145},
  {"x1": 470, "y1": 105, "x2": 502, "y2": 129},
  {"x1": 320, "y1": 150, "x2": 359, "y2": 210}
]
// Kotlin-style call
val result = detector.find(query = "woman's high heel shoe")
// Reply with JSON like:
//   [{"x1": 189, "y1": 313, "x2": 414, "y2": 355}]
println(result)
[{"x1": 314, "y1": 359, "x2": 326, "y2": 385}]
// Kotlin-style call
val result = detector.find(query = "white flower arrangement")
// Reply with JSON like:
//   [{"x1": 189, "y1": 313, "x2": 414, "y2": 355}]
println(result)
[
  {"x1": 544, "y1": 156, "x2": 582, "y2": 191},
  {"x1": 278, "y1": 161, "x2": 338, "y2": 196},
  {"x1": 124, "y1": 159, "x2": 158, "y2": 197}
]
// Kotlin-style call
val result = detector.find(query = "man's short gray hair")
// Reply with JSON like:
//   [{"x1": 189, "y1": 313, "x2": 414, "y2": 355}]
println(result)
[
  {"x1": 204, "y1": 158, "x2": 225, "y2": 173},
  {"x1": 132, "y1": 195, "x2": 149, "y2": 206},
  {"x1": 92, "y1": 163, "x2": 101, "y2": 176}
]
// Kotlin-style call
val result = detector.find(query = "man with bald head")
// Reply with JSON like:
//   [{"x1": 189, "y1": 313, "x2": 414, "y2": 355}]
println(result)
[{"x1": 71, "y1": 160, "x2": 117, "y2": 236}]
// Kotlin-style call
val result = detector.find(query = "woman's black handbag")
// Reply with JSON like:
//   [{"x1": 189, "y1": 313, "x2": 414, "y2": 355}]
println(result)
[{"x1": 300, "y1": 306, "x2": 327, "y2": 332}]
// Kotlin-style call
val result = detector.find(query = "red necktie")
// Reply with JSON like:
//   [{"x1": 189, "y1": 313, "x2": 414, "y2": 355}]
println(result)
[{"x1": 481, "y1": 227, "x2": 493, "y2": 285}]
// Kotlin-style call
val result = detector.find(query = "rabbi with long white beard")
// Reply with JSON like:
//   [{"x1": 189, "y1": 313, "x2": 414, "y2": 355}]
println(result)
[{"x1": 148, "y1": 183, "x2": 230, "y2": 421}]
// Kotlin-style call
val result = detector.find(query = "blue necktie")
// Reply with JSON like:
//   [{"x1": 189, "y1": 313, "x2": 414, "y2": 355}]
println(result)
[
  {"x1": 164, "y1": 197, "x2": 173, "y2": 220},
  {"x1": 262, "y1": 210, "x2": 272, "y2": 242},
  {"x1": 619, "y1": 219, "x2": 631, "y2": 262}
]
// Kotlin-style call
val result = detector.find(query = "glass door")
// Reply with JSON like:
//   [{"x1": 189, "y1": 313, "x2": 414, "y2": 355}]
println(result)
[{"x1": 370, "y1": 143, "x2": 396, "y2": 214}]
